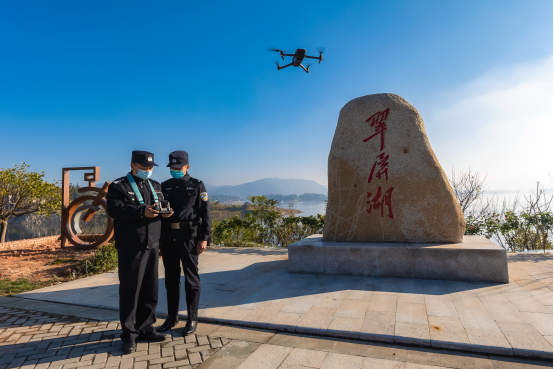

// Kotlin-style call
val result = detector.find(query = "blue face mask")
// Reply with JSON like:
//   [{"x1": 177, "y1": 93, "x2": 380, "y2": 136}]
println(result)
[
  {"x1": 170, "y1": 170, "x2": 184, "y2": 179},
  {"x1": 134, "y1": 168, "x2": 152, "y2": 180}
]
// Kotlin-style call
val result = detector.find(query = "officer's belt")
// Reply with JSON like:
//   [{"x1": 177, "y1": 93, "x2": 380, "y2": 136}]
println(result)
[{"x1": 170, "y1": 219, "x2": 200, "y2": 230}]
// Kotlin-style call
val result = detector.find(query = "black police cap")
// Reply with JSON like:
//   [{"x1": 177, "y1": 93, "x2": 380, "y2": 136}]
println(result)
[
  {"x1": 131, "y1": 150, "x2": 158, "y2": 167},
  {"x1": 167, "y1": 150, "x2": 189, "y2": 168}
]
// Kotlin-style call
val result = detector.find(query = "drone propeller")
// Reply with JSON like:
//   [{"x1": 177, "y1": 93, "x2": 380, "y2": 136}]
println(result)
[
  {"x1": 268, "y1": 47, "x2": 285, "y2": 60},
  {"x1": 272, "y1": 61, "x2": 281, "y2": 70},
  {"x1": 316, "y1": 47, "x2": 326, "y2": 63}
]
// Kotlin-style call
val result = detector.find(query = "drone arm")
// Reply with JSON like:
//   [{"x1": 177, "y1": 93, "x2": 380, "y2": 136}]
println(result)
[
  {"x1": 300, "y1": 64, "x2": 309, "y2": 73},
  {"x1": 278, "y1": 63, "x2": 293, "y2": 70},
  {"x1": 305, "y1": 55, "x2": 320, "y2": 59},
  {"x1": 282, "y1": 53, "x2": 295, "y2": 57}
]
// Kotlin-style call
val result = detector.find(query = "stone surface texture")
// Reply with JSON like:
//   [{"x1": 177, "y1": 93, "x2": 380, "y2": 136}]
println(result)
[
  {"x1": 289, "y1": 235, "x2": 509, "y2": 283},
  {"x1": 0, "y1": 303, "x2": 549, "y2": 369},
  {"x1": 323, "y1": 93, "x2": 465, "y2": 243},
  {"x1": 12, "y1": 247, "x2": 553, "y2": 360}
]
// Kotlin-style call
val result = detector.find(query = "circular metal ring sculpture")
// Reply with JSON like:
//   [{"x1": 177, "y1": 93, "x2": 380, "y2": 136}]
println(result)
[{"x1": 63, "y1": 184, "x2": 114, "y2": 249}]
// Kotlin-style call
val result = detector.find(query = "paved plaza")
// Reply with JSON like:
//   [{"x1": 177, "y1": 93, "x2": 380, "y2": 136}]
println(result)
[
  {"x1": 0, "y1": 298, "x2": 550, "y2": 369},
  {"x1": 15, "y1": 247, "x2": 553, "y2": 360}
]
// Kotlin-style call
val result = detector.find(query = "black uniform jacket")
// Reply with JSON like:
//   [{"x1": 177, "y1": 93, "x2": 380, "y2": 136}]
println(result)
[
  {"x1": 106, "y1": 173, "x2": 163, "y2": 250},
  {"x1": 161, "y1": 173, "x2": 211, "y2": 242}
]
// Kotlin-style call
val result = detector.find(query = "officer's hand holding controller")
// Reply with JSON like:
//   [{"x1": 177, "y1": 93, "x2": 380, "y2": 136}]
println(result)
[
  {"x1": 145, "y1": 204, "x2": 174, "y2": 218},
  {"x1": 144, "y1": 205, "x2": 159, "y2": 218}
]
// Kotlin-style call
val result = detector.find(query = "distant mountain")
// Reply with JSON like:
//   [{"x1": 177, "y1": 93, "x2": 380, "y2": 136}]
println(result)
[{"x1": 206, "y1": 178, "x2": 327, "y2": 200}]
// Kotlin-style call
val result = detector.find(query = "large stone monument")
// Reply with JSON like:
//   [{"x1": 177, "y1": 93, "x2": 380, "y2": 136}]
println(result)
[{"x1": 289, "y1": 93, "x2": 509, "y2": 283}]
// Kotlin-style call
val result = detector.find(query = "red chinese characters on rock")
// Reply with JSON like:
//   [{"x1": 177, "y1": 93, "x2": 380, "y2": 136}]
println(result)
[
  {"x1": 363, "y1": 108, "x2": 390, "y2": 151},
  {"x1": 363, "y1": 108, "x2": 394, "y2": 219},
  {"x1": 367, "y1": 152, "x2": 389, "y2": 184}
]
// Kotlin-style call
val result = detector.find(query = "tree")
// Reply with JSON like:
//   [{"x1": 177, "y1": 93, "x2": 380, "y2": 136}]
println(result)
[{"x1": 0, "y1": 163, "x2": 61, "y2": 243}]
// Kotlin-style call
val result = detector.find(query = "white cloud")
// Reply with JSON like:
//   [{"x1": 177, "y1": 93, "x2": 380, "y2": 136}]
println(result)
[{"x1": 428, "y1": 57, "x2": 553, "y2": 191}]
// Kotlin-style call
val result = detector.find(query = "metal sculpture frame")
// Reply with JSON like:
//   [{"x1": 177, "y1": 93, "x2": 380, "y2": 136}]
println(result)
[{"x1": 61, "y1": 167, "x2": 114, "y2": 249}]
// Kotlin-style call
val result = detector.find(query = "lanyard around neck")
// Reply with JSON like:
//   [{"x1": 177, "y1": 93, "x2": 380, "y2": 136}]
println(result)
[{"x1": 127, "y1": 173, "x2": 159, "y2": 204}]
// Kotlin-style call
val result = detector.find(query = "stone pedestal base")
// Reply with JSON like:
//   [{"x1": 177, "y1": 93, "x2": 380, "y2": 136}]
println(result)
[{"x1": 288, "y1": 235, "x2": 509, "y2": 283}]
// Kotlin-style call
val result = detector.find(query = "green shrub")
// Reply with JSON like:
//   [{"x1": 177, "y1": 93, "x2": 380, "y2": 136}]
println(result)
[
  {"x1": 75, "y1": 243, "x2": 118, "y2": 276},
  {"x1": 465, "y1": 211, "x2": 552, "y2": 253},
  {"x1": 212, "y1": 196, "x2": 325, "y2": 248}
]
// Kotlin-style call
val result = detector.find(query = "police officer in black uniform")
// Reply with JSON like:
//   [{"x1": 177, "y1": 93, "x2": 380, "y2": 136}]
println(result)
[
  {"x1": 106, "y1": 151, "x2": 173, "y2": 354},
  {"x1": 156, "y1": 150, "x2": 211, "y2": 335}
]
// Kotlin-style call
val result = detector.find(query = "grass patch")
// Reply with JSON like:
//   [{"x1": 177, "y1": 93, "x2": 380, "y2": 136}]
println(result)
[
  {"x1": 0, "y1": 278, "x2": 46, "y2": 295},
  {"x1": 49, "y1": 258, "x2": 78, "y2": 265}
]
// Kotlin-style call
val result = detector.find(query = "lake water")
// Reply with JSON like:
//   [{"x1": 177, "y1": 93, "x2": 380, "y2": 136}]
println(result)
[
  {"x1": 5, "y1": 223, "x2": 61, "y2": 242},
  {"x1": 279, "y1": 201, "x2": 327, "y2": 217}
]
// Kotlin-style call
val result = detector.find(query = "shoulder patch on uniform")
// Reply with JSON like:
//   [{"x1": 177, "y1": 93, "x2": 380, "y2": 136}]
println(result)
[{"x1": 201, "y1": 192, "x2": 208, "y2": 202}]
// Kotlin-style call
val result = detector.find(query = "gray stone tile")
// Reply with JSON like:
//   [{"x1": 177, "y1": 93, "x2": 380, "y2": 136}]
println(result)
[
  {"x1": 394, "y1": 322, "x2": 430, "y2": 346},
  {"x1": 496, "y1": 321, "x2": 553, "y2": 359},
  {"x1": 282, "y1": 295, "x2": 321, "y2": 314},
  {"x1": 314, "y1": 293, "x2": 347, "y2": 309},
  {"x1": 396, "y1": 303, "x2": 427, "y2": 325},
  {"x1": 520, "y1": 312, "x2": 553, "y2": 336},
  {"x1": 296, "y1": 307, "x2": 336, "y2": 335},
  {"x1": 242, "y1": 303, "x2": 285, "y2": 329},
  {"x1": 267, "y1": 312, "x2": 304, "y2": 333},
  {"x1": 327, "y1": 317, "x2": 362, "y2": 339},
  {"x1": 420, "y1": 280, "x2": 449, "y2": 296},
  {"x1": 504, "y1": 293, "x2": 551, "y2": 314},
  {"x1": 367, "y1": 295, "x2": 397, "y2": 312},
  {"x1": 482, "y1": 302, "x2": 528, "y2": 323},
  {"x1": 347, "y1": 290, "x2": 374, "y2": 301},
  {"x1": 360, "y1": 311, "x2": 395, "y2": 342},
  {"x1": 424, "y1": 296, "x2": 458, "y2": 318},
  {"x1": 236, "y1": 344, "x2": 292, "y2": 369},
  {"x1": 397, "y1": 294, "x2": 424, "y2": 304},
  {"x1": 428, "y1": 316, "x2": 471, "y2": 351},
  {"x1": 336, "y1": 300, "x2": 370, "y2": 319},
  {"x1": 452, "y1": 297, "x2": 500, "y2": 332},
  {"x1": 465, "y1": 329, "x2": 513, "y2": 356},
  {"x1": 218, "y1": 308, "x2": 252, "y2": 325},
  {"x1": 321, "y1": 352, "x2": 364, "y2": 369},
  {"x1": 279, "y1": 347, "x2": 328, "y2": 368},
  {"x1": 210, "y1": 326, "x2": 275, "y2": 344},
  {"x1": 361, "y1": 357, "x2": 404, "y2": 369}
]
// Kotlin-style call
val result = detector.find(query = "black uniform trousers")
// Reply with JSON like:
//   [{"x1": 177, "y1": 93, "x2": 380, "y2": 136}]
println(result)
[
  {"x1": 117, "y1": 247, "x2": 159, "y2": 341},
  {"x1": 161, "y1": 238, "x2": 200, "y2": 321}
]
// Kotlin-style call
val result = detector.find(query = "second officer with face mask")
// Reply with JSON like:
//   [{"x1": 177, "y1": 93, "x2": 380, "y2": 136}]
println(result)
[{"x1": 157, "y1": 150, "x2": 211, "y2": 335}]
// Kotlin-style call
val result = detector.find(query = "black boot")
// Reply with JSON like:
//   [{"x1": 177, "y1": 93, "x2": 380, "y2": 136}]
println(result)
[
  {"x1": 182, "y1": 320, "x2": 197, "y2": 336},
  {"x1": 137, "y1": 331, "x2": 167, "y2": 342},
  {"x1": 157, "y1": 317, "x2": 179, "y2": 332},
  {"x1": 121, "y1": 338, "x2": 136, "y2": 354}
]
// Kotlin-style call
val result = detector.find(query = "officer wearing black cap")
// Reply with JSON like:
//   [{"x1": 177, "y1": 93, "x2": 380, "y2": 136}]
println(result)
[
  {"x1": 106, "y1": 150, "x2": 173, "y2": 354},
  {"x1": 156, "y1": 150, "x2": 211, "y2": 335}
]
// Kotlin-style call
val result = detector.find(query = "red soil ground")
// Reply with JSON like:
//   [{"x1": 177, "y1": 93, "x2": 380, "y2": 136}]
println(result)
[{"x1": 0, "y1": 239, "x2": 95, "y2": 282}]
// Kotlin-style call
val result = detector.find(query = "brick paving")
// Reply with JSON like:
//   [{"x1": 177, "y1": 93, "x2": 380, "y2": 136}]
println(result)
[{"x1": 0, "y1": 306, "x2": 229, "y2": 369}]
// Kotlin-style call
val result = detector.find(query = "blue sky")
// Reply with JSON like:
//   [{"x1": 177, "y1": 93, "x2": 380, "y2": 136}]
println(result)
[{"x1": 0, "y1": 0, "x2": 552, "y2": 191}]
